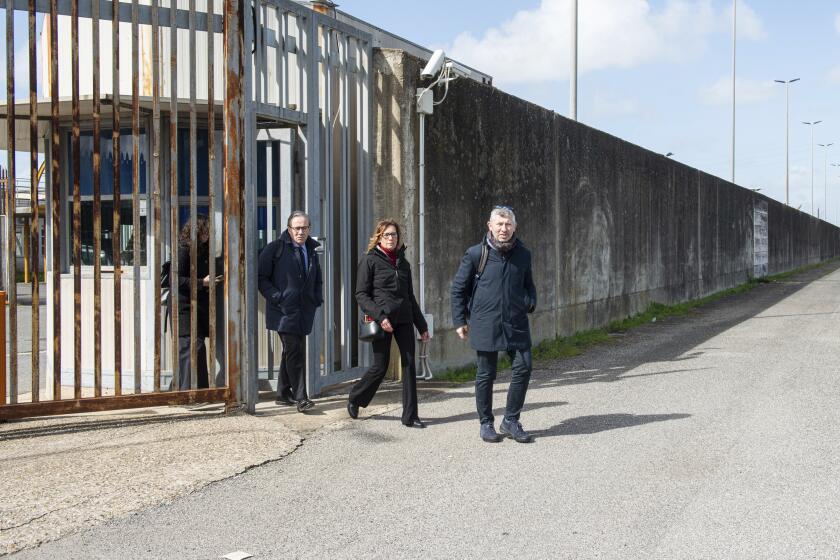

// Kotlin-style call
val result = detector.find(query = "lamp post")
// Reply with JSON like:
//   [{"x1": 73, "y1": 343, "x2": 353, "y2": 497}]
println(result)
[
  {"x1": 818, "y1": 143, "x2": 834, "y2": 222},
  {"x1": 570, "y1": 0, "x2": 578, "y2": 121},
  {"x1": 730, "y1": 0, "x2": 737, "y2": 183},
  {"x1": 831, "y1": 163, "x2": 840, "y2": 223},
  {"x1": 803, "y1": 120, "x2": 822, "y2": 214},
  {"x1": 774, "y1": 78, "x2": 799, "y2": 205}
]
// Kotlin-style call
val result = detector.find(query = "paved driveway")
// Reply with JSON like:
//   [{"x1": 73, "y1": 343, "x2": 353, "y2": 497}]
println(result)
[{"x1": 10, "y1": 265, "x2": 840, "y2": 559}]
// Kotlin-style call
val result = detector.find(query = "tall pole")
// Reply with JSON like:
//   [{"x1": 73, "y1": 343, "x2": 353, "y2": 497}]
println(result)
[
  {"x1": 804, "y1": 121, "x2": 822, "y2": 215},
  {"x1": 832, "y1": 163, "x2": 840, "y2": 223},
  {"x1": 818, "y1": 143, "x2": 833, "y2": 221},
  {"x1": 775, "y1": 78, "x2": 799, "y2": 205},
  {"x1": 730, "y1": 0, "x2": 736, "y2": 183},
  {"x1": 569, "y1": 0, "x2": 577, "y2": 121}
]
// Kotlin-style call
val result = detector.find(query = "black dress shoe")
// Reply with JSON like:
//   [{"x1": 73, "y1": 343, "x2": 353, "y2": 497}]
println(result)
[
  {"x1": 275, "y1": 395, "x2": 298, "y2": 406},
  {"x1": 402, "y1": 418, "x2": 426, "y2": 429},
  {"x1": 296, "y1": 399, "x2": 314, "y2": 413},
  {"x1": 347, "y1": 401, "x2": 359, "y2": 419}
]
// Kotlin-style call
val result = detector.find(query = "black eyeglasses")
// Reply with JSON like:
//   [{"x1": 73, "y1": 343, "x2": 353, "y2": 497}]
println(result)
[
  {"x1": 382, "y1": 232, "x2": 399, "y2": 238},
  {"x1": 289, "y1": 226, "x2": 311, "y2": 232}
]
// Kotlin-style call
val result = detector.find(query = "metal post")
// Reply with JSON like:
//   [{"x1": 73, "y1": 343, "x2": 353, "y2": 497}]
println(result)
[
  {"x1": 730, "y1": 0, "x2": 736, "y2": 184},
  {"x1": 569, "y1": 0, "x2": 577, "y2": 121}
]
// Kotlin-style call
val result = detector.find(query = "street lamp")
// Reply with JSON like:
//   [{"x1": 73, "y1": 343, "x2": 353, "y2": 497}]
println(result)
[
  {"x1": 818, "y1": 143, "x2": 834, "y2": 222},
  {"x1": 803, "y1": 120, "x2": 822, "y2": 214},
  {"x1": 774, "y1": 78, "x2": 800, "y2": 205},
  {"x1": 570, "y1": 0, "x2": 578, "y2": 121},
  {"x1": 665, "y1": 152, "x2": 674, "y2": 158},
  {"x1": 731, "y1": 0, "x2": 737, "y2": 183},
  {"x1": 832, "y1": 162, "x2": 840, "y2": 223}
]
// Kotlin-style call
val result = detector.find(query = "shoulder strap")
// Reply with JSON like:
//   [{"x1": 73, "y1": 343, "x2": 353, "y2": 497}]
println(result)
[{"x1": 475, "y1": 242, "x2": 489, "y2": 279}]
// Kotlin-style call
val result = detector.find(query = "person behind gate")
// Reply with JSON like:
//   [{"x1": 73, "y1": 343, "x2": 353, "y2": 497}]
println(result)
[
  {"x1": 174, "y1": 215, "x2": 221, "y2": 390},
  {"x1": 347, "y1": 219, "x2": 430, "y2": 428},
  {"x1": 451, "y1": 205, "x2": 537, "y2": 443},
  {"x1": 258, "y1": 210, "x2": 323, "y2": 413}
]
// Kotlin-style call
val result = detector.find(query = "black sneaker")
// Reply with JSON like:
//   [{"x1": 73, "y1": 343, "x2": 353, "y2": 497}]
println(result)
[
  {"x1": 499, "y1": 418, "x2": 532, "y2": 443},
  {"x1": 296, "y1": 399, "x2": 315, "y2": 413},
  {"x1": 480, "y1": 423, "x2": 502, "y2": 443},
  {"x1": 275, "y1": 395, "x2": 298, "y2": 406}
]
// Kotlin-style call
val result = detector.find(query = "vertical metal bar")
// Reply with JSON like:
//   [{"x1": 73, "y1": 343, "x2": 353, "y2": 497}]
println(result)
[
  {"x1": 304, "y1": 14, "x2": 321, "y2": 395},
  {"x1": 207, "y1": 0, "x2": 217, "y2": 388},
  {"x1": 0, "y1": 291, "x2": 5, "y2": 405},
  {"x1": 253, "y1": 0, "x2": 261, "y2": 108},
  {"x1": 242, "y1": 0, "x2": 257, "y2": 412},
  {"x1": 6, "y1": 0, "x2": 17, "y2": 404},
  {"x1": 29, "y1": 0, "x2": 40, "y2": 401},
  {"x1": 92, "y1": 0, "x2": 103, "y2": 397},
  {"x1": 132, "y1": 0, "x2": 142, "y2": 393},
  {"x1": 6, "y1": 0, "x2": 18, "y2": 404},
  {"x1": 72, "y1": 0, "x2": 82, "y2": 400},
  {"x1": 265, "y1": 139, "x2": 273, "y2": 382},
  {"x1": 223, "y1": 0, "x2": 244, "y2": 409},
  {"x1": 322, "y1": 25, "x2": 334, "y2": 378},
  {"x1": 188, "y1": 0, "x2": 198, "y2": 391},
  {"x1": 50, "y1": 0, "x2": 61, "y2": 399},
  {"x1": 112, "y1": 0, "x2": 123, "y2": 396},
  {"x1": 152, "y1": 0, "x2": 162, "y2": 392},
  {"x1": 339, "y1": 33, "x2": 351, "y2": 370},
  {"x1": 169, "y1": 0, "x2": 180, "y2": 390}
]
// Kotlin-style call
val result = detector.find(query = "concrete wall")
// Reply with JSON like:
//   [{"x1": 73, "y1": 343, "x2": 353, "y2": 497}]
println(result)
[{"x1": 372, "y1": 49, "x2": 840, "y2": 370}]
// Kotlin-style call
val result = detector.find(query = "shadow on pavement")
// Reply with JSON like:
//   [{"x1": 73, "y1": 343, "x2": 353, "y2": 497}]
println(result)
[{"x1": 529, "y1": 412, "x2": 692, "y2": 440}]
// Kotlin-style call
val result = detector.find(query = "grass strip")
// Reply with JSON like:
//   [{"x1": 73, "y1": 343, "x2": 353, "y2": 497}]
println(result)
[{"x1": 434, "y1": 258, "x2": 837, "y2": 383}]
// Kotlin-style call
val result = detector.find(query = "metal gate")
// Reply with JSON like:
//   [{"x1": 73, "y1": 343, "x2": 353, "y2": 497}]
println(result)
[{"x1": 1, "y1": 0, "x2": 372, "y2": 420}]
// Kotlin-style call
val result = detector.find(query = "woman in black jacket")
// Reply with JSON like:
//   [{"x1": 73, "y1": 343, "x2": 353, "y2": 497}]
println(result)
[
  {"x1": 348, "y1": 219, "x2": 430, "y2": 427},
  {"x1": 174, "y1": 215, "x2": 219, "y2": 390}
]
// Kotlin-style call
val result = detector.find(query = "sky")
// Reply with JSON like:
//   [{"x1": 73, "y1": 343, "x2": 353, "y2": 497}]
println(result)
[
  {"x1": 2, "y1": 1, "x2": 839, "y2": 222},
  {"x1": 343, "y1": 0, "x2": 840, "y2": 224}
]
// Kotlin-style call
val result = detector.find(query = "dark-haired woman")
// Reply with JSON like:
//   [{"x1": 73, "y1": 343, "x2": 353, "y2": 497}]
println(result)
[
  {"x1": 348, "y1": 219, "x2": 430, "y2": 427},
  {"x1": 175, "y1": 215, "x2": 219, "y2": 390}
]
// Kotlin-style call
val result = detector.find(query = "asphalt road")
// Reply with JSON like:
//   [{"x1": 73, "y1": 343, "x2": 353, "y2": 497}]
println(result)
[{"x1": 12, "y1": 264, "x2": 840, "y2": 559}]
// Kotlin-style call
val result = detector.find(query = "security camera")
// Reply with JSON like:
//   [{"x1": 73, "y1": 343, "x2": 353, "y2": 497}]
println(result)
[{"x1": 421, "y1": 49, "x2": 446, "y2": 79}]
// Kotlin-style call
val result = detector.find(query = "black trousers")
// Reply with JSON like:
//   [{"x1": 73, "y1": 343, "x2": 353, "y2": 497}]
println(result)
[
  {"x1": 349, "y1": 322, "x2": 418, "y2": 424},
  {"x1": 276, "y1": 333, "x2": 308, "y2": 402},
  {"x1": 176, "y1": 336, "x2": 209, "y2": 391}
]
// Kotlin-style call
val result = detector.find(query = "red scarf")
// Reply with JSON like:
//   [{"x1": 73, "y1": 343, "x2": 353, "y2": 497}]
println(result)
[{"x1": 378, "y1": 244, "x2": 397, "y2": 266}]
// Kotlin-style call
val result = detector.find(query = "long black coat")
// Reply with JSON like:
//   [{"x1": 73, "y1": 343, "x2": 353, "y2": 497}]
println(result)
[
  {"x1": 355, "y1": 245, "x2": 428, "y2": 333},
  {"x1": 257, "y1": 230, "x2": 323, "y2": 335},
  {"x1": 176, "y1": 243, "x2": 211, "y2": 338},
  {"x1": 450, "y1": 239, "x2": 537, "y2": 352}
]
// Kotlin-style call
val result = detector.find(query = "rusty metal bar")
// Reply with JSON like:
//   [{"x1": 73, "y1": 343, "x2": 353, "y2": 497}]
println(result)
[
  {"x1": 0, "y1": 388, "x2": 229, "y2": 420},
  {"x1": 92, "y1": 0, "x2": 102, "y2": 397},
  {"x1": 6, "y1": 0, "x2": 17, "y2": 404},
  {"x1": 188, "y1": 0, "x2": 197, "y2": 391},
  {"x1": 207, "y1": 0, "x2": 217, "y2": 388},
  {"x1": 72, "y1": 0, "x2": 82, "y2": 400},
  {"x1": 223, "y1": 0, "x2": 244, "y2": 410},
  {"x1": 1, "y1": 291, "x2": 6, "y2": 405},
  {"x1": 50, "y1": 0, "x2": 60, "y2": 401},
  {"x1": 112, "y1": 0, "x2": 122, "y2": 395},
  {"x1": 169, "y1": 0, "x2": 180, "y2": 391},
  {"x1": 131, "y1": 0, "x2": 141, "y2": 393},
  {"x1": 151, "y1": 0, "x2": 162, "y2": 392},
  {"x1": 29, "y1": 0, "x2": 40, "y2": 402}
]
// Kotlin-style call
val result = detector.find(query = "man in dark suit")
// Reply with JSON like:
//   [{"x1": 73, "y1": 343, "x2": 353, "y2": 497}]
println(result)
[
  {"x1": 451, "y1": 206, "x2": 537, "y2": 443},
  {"x1": 258, "y1": 211, "x2": 323, "y2": 412}
]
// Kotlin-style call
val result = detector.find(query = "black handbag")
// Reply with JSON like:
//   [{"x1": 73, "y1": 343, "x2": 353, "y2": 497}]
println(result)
[{"x1": 359, "y1": 314, "x2": 385, "y2": 342}]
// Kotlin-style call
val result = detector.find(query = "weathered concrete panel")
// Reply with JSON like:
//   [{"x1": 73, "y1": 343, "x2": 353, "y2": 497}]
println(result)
[{"x1": 372, "y1": 50, "x2": 840, "y2": 370}]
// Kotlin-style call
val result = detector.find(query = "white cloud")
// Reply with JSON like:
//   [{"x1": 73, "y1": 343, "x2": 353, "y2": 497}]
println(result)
[
  {"x1": 835, "y1": 13, "x2": 840, "y2": 35},
  {"x1": 699, "y1": 76, "x2": 776, "y2": 105},
  {"x1": 447, "y1": 0, "x2": 765, "y2": 85},
  {"x1": 592, "y1": 91, "x2": 641, "y2": 118}
]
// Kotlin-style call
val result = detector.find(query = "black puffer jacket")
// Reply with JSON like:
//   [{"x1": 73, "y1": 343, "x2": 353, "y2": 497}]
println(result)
[
  {"x1": 176, "y1": 243, "x2": 211, "y2": 338},
  {"x1": 355, "y1": 245, "x2": 428, "y2": 333}
]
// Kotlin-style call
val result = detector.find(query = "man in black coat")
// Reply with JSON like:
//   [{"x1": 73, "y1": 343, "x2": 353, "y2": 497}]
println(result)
[
  {"x1": 258, "y1": 211, "x2": 323, "y2": 412},
  {"x1": 451, "y1": 206, "x2": 537, "y2": 443}
]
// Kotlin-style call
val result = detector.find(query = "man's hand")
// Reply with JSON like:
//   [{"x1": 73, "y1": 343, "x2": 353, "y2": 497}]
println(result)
[
  {"x1": 419, "y1": 331, "x2": 431, "y2": 343},
  {"x1": 456, "y1": 325, "x2": 469, "y2": 340},
  {"x1": 381, "y1": 318, "x2": 394, "y2": 333}
]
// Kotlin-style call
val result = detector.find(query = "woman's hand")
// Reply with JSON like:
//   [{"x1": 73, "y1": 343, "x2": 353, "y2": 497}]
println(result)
[
  {"x1": 380, "y1": 318, "x2": 394, "y2": 333},
  {"x1": 419, "y1": 331, "x2": 431, "y2": 343}
]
